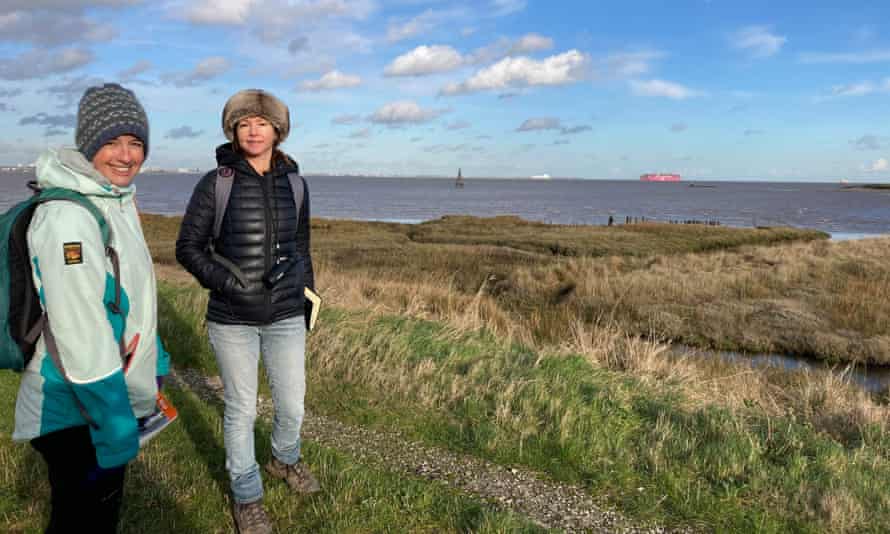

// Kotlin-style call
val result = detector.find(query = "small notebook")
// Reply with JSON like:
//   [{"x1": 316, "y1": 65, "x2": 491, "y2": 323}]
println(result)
[
  {"x1": 138, "y1": 391, "x2": 179, "y2": 446},
  {"x1": 304, "y1": 287, "x2": 321, "y2": 332}
]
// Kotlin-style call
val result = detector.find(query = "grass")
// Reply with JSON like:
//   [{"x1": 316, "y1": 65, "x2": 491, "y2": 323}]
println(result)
[
  {"x1": 152, "y1": 281, "x2": 890, "y2": 533},
  {"x1": 141, "y1": 214, "x2": 890, "y2": 363},
  {"x1": 5, "y1": 214, "x2": 887, "y2": 532},
  {"x1": 0, "y1": 367, "x2": 542, "y2": 533}
]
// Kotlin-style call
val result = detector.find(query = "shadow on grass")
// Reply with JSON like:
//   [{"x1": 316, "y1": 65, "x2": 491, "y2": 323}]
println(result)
[
  {"x1": 10, "y1": 440, "x2": 204, "y2": 533},
  {"x1": 158, "y1": 287, "x2": 277, "y2": 508},
  {"x1": 121, "y1": 460, "x2": 204, "y2": 534},
  {"x1": 158, "y1": 290, "x2": 231, "y2": 500}
]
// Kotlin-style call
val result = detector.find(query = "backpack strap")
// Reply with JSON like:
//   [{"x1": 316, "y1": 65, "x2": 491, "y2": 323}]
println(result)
[
  {"x1": 287, "y1": 172, "x2": 304, "y2": 226},
  {"x1": 211, "y1": 167, "x2": 247, "y2": 287},
  {"x1": 213, "y1": 166, "x2": 234, "y2": 242}
]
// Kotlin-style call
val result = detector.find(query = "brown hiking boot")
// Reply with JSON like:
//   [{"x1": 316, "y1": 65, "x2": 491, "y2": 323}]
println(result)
[
  {"x1": 265, "y1": 457, "x2": 321, "y2": 493},
  {"x1": 231, "y1": 499, "x2": 272, "y2": 534}
]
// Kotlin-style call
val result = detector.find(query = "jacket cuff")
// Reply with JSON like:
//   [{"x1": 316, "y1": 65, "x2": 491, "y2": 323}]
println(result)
[{"x1": 156, "y1": 335, "x2": 170, "y2": 377}]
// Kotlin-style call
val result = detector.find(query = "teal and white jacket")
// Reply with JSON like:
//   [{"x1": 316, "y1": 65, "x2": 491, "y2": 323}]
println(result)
[{"x1": 13, "y1": 147, "x2": 169, "y2": 468}]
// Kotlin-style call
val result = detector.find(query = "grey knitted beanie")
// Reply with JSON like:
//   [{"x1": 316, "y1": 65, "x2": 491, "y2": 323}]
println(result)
[{"x1": 76, "y1": 83, "x2": 149, "y2": 161}]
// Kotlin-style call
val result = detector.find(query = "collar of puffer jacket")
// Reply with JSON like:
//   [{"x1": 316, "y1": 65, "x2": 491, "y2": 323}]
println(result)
[{"x1": 214, "y1": 142, "x2": 299, "y2": 177}]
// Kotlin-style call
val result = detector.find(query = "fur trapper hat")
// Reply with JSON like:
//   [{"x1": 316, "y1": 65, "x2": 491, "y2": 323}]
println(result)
[{"x1": 221, "y1": 89, "x2": 290, "y2": 143}]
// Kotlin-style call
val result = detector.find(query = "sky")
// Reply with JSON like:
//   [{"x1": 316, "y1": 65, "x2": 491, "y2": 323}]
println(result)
[{"x1": 2, "y1": 1, "x2": 890, "y2": 181}]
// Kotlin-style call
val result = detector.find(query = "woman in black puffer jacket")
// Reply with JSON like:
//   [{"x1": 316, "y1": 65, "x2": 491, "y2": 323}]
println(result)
[{"x1": 175, "y1": 89, "x2": 318, "y2": 534}]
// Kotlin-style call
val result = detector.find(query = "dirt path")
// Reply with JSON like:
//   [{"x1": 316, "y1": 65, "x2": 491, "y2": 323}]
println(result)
[{"x1": 170, "y1": 367, "x2": 692, "y2": 534}]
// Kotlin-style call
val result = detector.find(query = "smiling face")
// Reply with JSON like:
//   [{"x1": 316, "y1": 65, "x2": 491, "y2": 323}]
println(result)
[
  {"x1": 90, "y1": 134, "x2": 145, "y2": 187},
  {"x1": 235, "y1": 115, "x2": 278, "y2": 161}
]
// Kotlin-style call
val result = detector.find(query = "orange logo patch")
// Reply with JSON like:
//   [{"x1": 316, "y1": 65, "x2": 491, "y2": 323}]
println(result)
[{"x1": 63, "y1": 242, "x2": 83, "y2": 265}]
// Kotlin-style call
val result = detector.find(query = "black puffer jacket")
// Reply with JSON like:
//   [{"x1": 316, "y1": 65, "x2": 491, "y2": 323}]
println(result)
[{"x1": 175, "y1": 143, "x2": 314, "y2": 325}]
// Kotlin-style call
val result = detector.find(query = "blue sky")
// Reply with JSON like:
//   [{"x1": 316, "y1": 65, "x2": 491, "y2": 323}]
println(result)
[{"x1": 2, "y1": 0, "x2": 890, "y2": 181}]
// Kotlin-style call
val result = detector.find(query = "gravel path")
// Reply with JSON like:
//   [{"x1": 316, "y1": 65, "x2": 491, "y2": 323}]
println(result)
[{"x1": 170, "y1": 367, "x2": 693, "y2": 534}]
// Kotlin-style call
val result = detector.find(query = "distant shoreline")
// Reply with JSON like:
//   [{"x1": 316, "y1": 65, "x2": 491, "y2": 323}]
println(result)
[{"x1": 842, "y1": 184, "x2": 890, "y2": 191}]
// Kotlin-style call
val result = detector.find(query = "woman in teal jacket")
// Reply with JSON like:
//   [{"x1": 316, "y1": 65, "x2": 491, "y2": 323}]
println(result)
[{"x1": 12, "y1": 83, "x2": 169, "y2": 533}]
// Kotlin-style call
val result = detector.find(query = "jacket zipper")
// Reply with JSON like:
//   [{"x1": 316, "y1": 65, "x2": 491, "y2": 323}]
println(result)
[{"x1": 260, "y1": 173, "x2": 273, "y2": 320}]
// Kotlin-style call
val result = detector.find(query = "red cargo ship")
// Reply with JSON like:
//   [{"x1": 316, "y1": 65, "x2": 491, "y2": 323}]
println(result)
[{"x1": 640, "y1": 173, "x2": 681, "y2": 182}]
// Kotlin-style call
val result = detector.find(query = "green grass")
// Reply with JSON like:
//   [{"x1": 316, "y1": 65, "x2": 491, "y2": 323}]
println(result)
[
  {"x1": 0, "y1": 295, "x2": 543, "y2": 533},
  {"x1": 307, "y1": 312, "x2": 890, "y2": 532},
  {"x1": 155, "y1": 281, "x2": 890, "y2": 533},
  {"x1": 6, "y1": 278, "x2": 889, "y2": 532}
]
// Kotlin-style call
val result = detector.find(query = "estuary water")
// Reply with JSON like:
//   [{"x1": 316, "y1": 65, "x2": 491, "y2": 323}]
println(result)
[{"x1": 1, "y1": 172, "x2": 888, "y2": 237}]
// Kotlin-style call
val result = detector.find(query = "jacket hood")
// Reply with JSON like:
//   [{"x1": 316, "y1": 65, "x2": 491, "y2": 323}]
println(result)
[
  {"x1": 215, "y1": 142, "x2": 299, "y2": 176},
  {"x1": 35, "y1": 147, "x2": 135, "y2": 199}
]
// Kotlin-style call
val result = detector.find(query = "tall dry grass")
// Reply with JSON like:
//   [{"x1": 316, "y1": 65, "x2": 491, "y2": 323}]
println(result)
[
  {"x1": 504, "y1": 236, "x2": 890, "y2": 363},
  {"x1": 142, "y1": 214, "x2": 890, "y2": 447},
  {"x1": 313, "y1": 240, "x2": 890, "y2": 448}
]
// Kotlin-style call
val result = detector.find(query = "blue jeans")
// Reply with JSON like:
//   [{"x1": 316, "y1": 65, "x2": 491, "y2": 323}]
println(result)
[{"x1": 207, "y1": 316, "x2": 306, "y2": 504}]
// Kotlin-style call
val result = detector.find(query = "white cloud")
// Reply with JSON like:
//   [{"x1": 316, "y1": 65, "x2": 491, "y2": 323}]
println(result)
[
  {"x1": 299, "y1": 70, "x2": 362, "y2": 91},
  {"x1": 465, "y1": 38, "x2": 511, "y2": 65},
  {"x1": 288, "y1": 36, "x2": 309, "y2": 54},
  {"x1": 731, "y1": 26, "x2": 786, "y2": 58},
  {"x1": 560, "y1": 125, "x2": 591, "y2": 135},
  {"x1": 445, "y1": 119, "x2": 471, "y2": 130},
  {"x1": 818, "y1": 78, "x2": 890, "y2": 100},
  {"x1": 385, "y1": 45, "x2": 463, "y2": 77},
  {"x1": 830, "y1": 81, "x2": 882, "y2": 97},
  {"x1": 800, "y1": 50, "x2": 890, "y2": 64},
  {"x1": 466, "y1": 34, "x2": 555, "y2": 66},
  {"x1": 602, "y1": 51, "x2": 664, "y2": 78},
  {"x1": 0, "y1": 10, "x2": 116, "y2": 45},
  {"x1": 192, "y1": 56, "x2": 229, "y2": 77},
  {"x1": 386, "y1": 9, "x2": 437, "y2": 42},
  {"x1": 118, "y1": 60, "x2": 152, "y2": 80},
  {"x1": 509, "y1": 33, "x2": 553, "y2": 54},
  {"x1": 629, "y1": 79, "x2": 703, "y2": 100},
  {"x1": 183, "y1": 0, "x2": 253, "y2": 24},
  {"x1": 490, "y1": 0, "x2": 525, "y2": 16},
  {"x1": 0, "y1": 47, "x2": 93, "y2": 80},
  {"x1": 252, "y1": 0, "x2": 375, "y2": 44},
  {"x1": 440, "y1": 49, "x2": 588, "y2": 95},
  {"x1": 42, "y1": 75, "x2": 105, "y2": 106},
  {"x1": 515, "y1": 118, "x2": 590, "y2": 134},
  {"x1": 863, "y1": 157, "x2": 889, "y2": 172},
  {"x1": 162, "y1": 56, "x2": 230, "y2": 87},
  {"x1": 332, "y1": 113, "x2": 361, "y2": 125},
  {"x1": 1, "y1": 0, "x2": 139, "y2": 13},
  {"x1": 165, "y1": 126, "x2": 204, "y2": 139},
  {"x1": 19, "y1": 112, "x2": 76, "y2": 129},
  {"x1": 180, "y1": 0, "x2": 375, "y2": 45},
  {"x1": 369, "y1": 100, "x2": 444, "y2": 124},
  {"x1": 851, "y1": 134, "x2": 884, "y2": 151},
  {"x1": 348, "y1": 127, "x2": 372, "y2": 138},
  {"x1": 516, "y1": 117, "x2": 561, "y2": 132}
]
